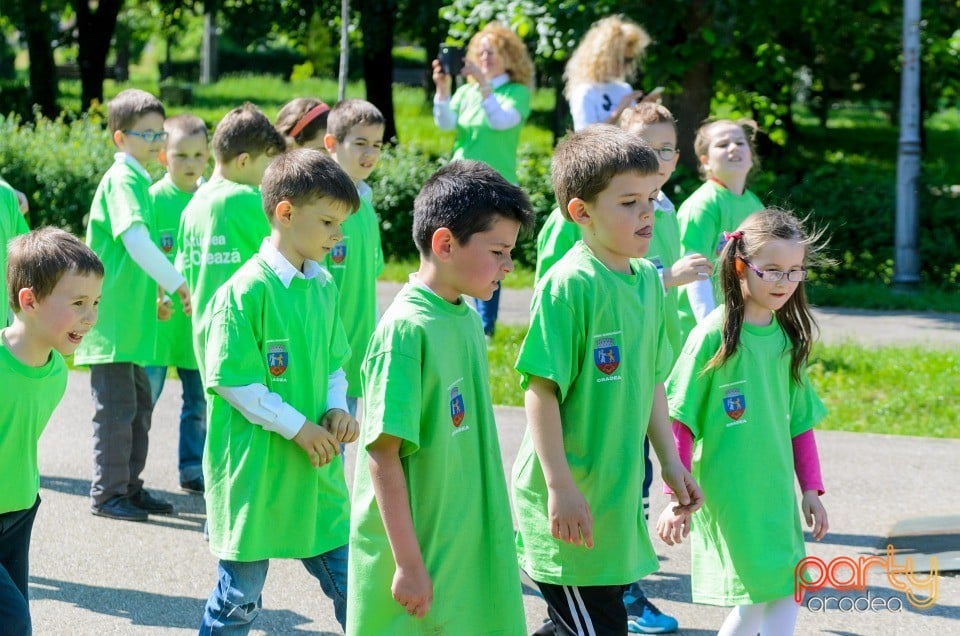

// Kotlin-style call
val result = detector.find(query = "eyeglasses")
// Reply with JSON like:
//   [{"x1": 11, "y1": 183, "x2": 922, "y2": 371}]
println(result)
[
  {"x1": 741, "y1": 258, "x2": 808, "y2": 282},
  {"x1": 123, "y1": 129, "x2": 168, "y2": 143},
  {"x1": 653, "y1": 146, "x2": 676, "y2": 162}
]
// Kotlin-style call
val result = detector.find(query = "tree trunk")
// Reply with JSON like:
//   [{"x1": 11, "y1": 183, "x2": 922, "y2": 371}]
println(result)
[
  {"x1": 22, "y1": 1, "x2": 58, "y2": 118},
  {"x1": 358, "y1": 0, "x2": 398, "y2": 142},
  {"x1": 75, "y1": 0, "x2": 123, "y2": 109},
  {"x1": 672, "y1": 58, "x2": 711, "y2": 174},
  {"x1": 201, "y1": 0, "x2": 219, "y2": 85}
]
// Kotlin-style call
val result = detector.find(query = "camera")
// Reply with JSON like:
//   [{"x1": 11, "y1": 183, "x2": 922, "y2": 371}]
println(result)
[{"x1": 438, "y1": 45, "x2": 465, "y2": 77}]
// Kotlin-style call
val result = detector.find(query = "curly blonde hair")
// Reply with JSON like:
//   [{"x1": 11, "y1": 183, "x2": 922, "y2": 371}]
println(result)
[
  {"x1": 563, "y1": 16, "x2": 651, "y2": 99},
  {"x1": 466, "y1": 22, "x2": 535, "y2": 88}
]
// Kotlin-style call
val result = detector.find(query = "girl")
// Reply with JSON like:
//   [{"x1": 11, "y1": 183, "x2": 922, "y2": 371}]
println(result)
[
  {"x1": 274, "y1": 97, "x2": 331, "y2": 150},
  {"x1": 677, "y1": 118, "x2": 764, "y2": 342},
  {"x1": 658, "y1": 209, "x2": 829, "y2": 635},
  {"x1": 564, "y1": 15, "x2": 653, "y2": 130}
]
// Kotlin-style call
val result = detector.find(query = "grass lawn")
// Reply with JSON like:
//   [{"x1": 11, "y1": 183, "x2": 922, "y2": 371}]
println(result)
[{"x1": 484, "y1": 325, "x2": 960, "y2": 439}]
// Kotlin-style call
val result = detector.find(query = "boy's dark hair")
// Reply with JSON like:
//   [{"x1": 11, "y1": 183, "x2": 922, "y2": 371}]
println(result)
[
  {"x1": 107, "y1": 89, "x2": 165, "y2": 133},
  {"x1": 413, "y1": 160, "x2": 534, "y2": 255},
  {"x1": 7, "y1": 227, "x2": 104, "y2": 312},
  {"x1": 552, "y1": 125, "x2": 658, "y2": 219},
  {"x1": 326, "y1": 99, "x2": 386, "y2": 143},
  {"x1": 164, "y1": 113, "x2": 209, "y2": 143},
  {"x1": 212, "y1": 102, "x2": 287, "y2": 163},
  {"x1": 275, "y1": 98, "x2": 330, "y2": 148},
  {"x1": 260, "y1": 149, "x2": 360, "y2": 219}
]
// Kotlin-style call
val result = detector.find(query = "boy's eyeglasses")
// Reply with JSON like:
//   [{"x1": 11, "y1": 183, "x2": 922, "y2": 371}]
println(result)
[
  {"x1": 123, "y1": 130, "x2": 168, "y2": 143},
  {"x1": 741, "y1": 258, "x2": 808, "y2": 282},
  {"x1": 653, "y1": 146, "x2": 676, "y2": 162}
]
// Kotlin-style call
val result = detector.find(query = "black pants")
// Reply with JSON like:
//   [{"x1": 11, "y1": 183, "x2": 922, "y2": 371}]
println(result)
[
  {"x1": 535, "y1": 580, "x2": 628, "y2": 636},
  {"x1": 0, "y1": 496, "x2": 40, "y2": 636}
]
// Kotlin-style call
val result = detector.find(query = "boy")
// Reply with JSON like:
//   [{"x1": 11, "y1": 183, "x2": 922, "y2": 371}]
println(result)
[
  {"x1": 146, "y1": 114, "x2": 211, "y2": 494},
  {"x1": 512, "y1": 126, "x2": 703, "y2": 636},
  {"x1": 347, "y1": 160, "x2": 534, "y2": 635},
  {"x1": 176, "y1": 102, "x2": 286, "y2": 381},
  {"x1": 1, "y1": 176, "x2": 30, "y2": 326},
  {"x1": 1, "y1": 228, "x2": 103, "y2": 632},
  {"x1": 75, "y1": 89, "x2": 192, "y2": 522},
  {"x1": 322, "y1": 99, "x2": 385, "y2": 416},
  {"x1": 198, "y1": 149, "x2": 360, "y2": 634}
]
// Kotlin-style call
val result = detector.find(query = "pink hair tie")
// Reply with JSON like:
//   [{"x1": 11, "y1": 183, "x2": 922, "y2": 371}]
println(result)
[
  {"x1": 724, "y1": 231, "x2": 743, "y2": 241},
  {"x1": 289, "y1": 102, "x2": 331, "y2": 138}
]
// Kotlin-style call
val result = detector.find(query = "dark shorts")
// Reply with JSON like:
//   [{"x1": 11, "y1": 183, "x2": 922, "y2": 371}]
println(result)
[{"x1": 534, "y1": 580, "x2": 628, "y2": 636}]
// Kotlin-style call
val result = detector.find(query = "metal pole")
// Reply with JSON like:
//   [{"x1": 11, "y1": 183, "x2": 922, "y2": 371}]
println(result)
[
  {"x1": 338, "y1": 0, "x2": 350, "y2": 101},
  {"x1": 893, "y1": 0, "x2": 921, "y2": 290}
]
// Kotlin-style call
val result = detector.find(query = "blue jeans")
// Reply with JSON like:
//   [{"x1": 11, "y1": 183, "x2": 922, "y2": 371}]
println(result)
[
  {"x1": 0, "y1": 496, "x2": 40, "y2": 636},
  {"x1": 145, "y1": 366, "x2": 206, "y2": 483},
  {"x1": 199, "y1": 545, "x2": 348, "y2": 634},
  {"x1": 473, "y1": 282, "x2": 501, "y2": 336}
]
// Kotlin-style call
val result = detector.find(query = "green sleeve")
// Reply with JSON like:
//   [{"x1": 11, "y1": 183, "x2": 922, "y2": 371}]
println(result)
[
  {"x1": 361, "y1": 330, "x2": 423, "y2": 459},
  {"x1": 666, "y1": 328, "x2": 720, "y2": 438},
  {"x1": 503, "y1": 83, "x2": 531, "y2": 121},
  {"x1": 678, "y1": 184, "x2": 721, "y2": 259},
  {"x1": 105, "y1": 169, "x2": 152, "y2": 239},
  {"x1": 788, "y1": 366, "x2": 828, "y2": 437},
  {"x1": 515, "y1": 285, "x2": 582, "y2": 402},
  {"x1": 204, "y1": 293, "x2": 268, "y2": 391}
]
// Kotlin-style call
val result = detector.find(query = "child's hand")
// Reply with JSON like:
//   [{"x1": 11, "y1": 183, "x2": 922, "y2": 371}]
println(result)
[
  {"x1": 292, "y1": 421, "x2": 340, "y2": 467},
  {"x1": 667, "y1": 253, "x2": 714, "y2": 288},
  {"x1": 661, "y1": 462, "x2": 704, "y2": 514},
  {"x1": 547, "y1": 484, "x2": 594, "y2": 548},
  {"x1": 15, "y1": 189, "x2": 29, "y2": 213},
  {"x1": 614, "y1": 90, "x2": 646, "y2": 117},
  {"x1": 431, "y1": 59, "x2": 452, "y2": 99},
  {"x1": 157, "y1": 298, "x2": 173, "y2": 321},
  {"x1": 657, "y1": 503, "x2": 691, "y2": 546},
  {"x1": 322, "y1": 408, "x2": 359, "y2": 444},
  {"x1": 802, "y1": 490, "x2": 829, "y2": 541},
  {"x1": 176, "y1": 284, "x2": 192, "y2": 316},
  {"x1": 392, "y1": 561, "x2": 433, "y2": 618}
]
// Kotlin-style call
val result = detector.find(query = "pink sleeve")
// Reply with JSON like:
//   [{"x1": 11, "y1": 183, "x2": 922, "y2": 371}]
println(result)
[
  {"x1": 663, "y1": 420, "x2": 694, "y2": 495},
  {"x1": 793, "y1": 429, "x2": 825, "y2": 495}
]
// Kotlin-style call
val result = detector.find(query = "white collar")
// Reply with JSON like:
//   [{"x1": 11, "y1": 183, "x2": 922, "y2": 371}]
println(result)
[
  {"x1": 490, "y1": 73, "x2": 510, "y2": 89},
  {"x1": 655, "y1": 191, "x2": 675, "y2": 213},
  {"x1": 258, "y1": 239, "x2": 327, "y2": 289},
  {"x1": 114, "y1": 153, "x2": 151, "y2": 181},
  {"x1": 357, "y1": 180, "x2": 372, "y2": 201}
]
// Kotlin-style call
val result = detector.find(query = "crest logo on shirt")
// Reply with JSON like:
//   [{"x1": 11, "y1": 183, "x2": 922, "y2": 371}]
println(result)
[
  {"x1": 330, "y1": 241, "x2": 346, "y2": 264},
  {"x1": 267, "y1": 344, "x2": 288, "y2": 377},
  {"x1": 723, "y1": 388, "x2": 746, "y2": 420},
  {"x1": 449, "y1": 386, "x2": 465, "y2": 427},
  {"x1": 160, "y1": 231, "x2": 174, "y2": 254},
  {"x1": 594, "y1": 337, "x2": 620, "y2": 375}
]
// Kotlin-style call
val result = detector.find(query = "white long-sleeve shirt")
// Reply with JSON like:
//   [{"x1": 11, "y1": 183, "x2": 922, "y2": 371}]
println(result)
[{"x1": 433, "y1": 73, "x2": 521, "y2": 131}]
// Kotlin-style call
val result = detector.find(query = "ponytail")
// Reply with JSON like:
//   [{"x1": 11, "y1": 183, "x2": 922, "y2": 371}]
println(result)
[{"x1": 703, "y1": 231, "x2": 746, "y2": 374}]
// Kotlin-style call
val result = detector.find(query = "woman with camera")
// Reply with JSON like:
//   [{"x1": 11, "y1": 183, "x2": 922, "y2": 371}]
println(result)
[{"x1": 432, "y1": 22, "x2": 534, "y2": 338}]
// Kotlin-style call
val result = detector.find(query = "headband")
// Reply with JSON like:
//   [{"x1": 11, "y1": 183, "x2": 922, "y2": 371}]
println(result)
[
  {"x1": 723, "y1": 231, "x2": 743, "y2": 242},
  {"x1": 289, "y1": 102, "x2": 331, "y2": 139}
]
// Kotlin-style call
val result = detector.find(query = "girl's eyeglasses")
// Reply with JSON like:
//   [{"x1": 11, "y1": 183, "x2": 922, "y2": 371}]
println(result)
[
  {"x1": 123, "y1": 130, "x2": 168, "y2": 143},
  {"x1": 741, "y1": 258, "x2": 808, "y2": 282}
]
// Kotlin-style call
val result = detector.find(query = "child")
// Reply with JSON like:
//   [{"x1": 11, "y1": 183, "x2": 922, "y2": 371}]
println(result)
[
  {"x1": 176, "y1": 102, "x2": 286, "y2": 380},
  {"x1": 1, "y1": 227, "x2": 103, "y2": 632},
  {"x1": 513, "y1": 125, "x2": 702, "y2": 635},
  {"x1": 676, "y1": 118, "x2": 764, "y2": 342},
  {"x1": 658, "y1": 209, "x2": 829, "y2": 636},
  {"x1": 146, "y1": 114, "x2": 211, "y2": 494},
  {"x1": 75, "y1": 88, "x2": 192, "y2": 522},
  {"x1": 322, "y1": 99, "x2": 385, "y2": 416},
  {"x1": 198, "y1": 149, "x2": 360, "y2": 634},
  {"x1": 347, "y1": 160, "x2": 534, "y2": 635},
  {"x1": 1, "y1": 176, "x2": 30, "y2": 326},
  {"x1": 275, "y1": 97, "x2": 331, "y2": 150}
]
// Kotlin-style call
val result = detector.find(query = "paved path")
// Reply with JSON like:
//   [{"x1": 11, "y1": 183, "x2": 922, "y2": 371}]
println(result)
[
  {"x1": 28, "y1": 369, "x2": 960, "y2": 635},
  {"x1": 377, "y1": 281, "x2": 960, "y2": 347}
]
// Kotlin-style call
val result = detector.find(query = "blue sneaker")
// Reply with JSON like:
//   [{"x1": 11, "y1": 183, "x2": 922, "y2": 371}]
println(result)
[{"x1": 627, "y1": 598, "x2": 678, "y2": 634}]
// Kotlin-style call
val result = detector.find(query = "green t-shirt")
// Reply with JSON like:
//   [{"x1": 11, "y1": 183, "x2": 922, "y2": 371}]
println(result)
[
  {"x1": 176, "y1": 177, "x2": 269, "y2": 381},
  {"x1": 347, "y1": 282, "x2": 524, "y2": 636},
  {"x1": 0, "y1": 179, "x2": 29, "y2": 325},
  {"x1": 0, "y1": 334, "x2": 68, "y2": 513},
  {"x1": 513, "y1": 242, "x2": 674, "y2": 586},
  {"x1": 450, "y1": 82, "x2": 531, "y2": 184},
  {"x1": 323, "y1": 194, "x2": 384, "y2": 397},
  {"x1": 75, "y1": 159, "x2": 158, "y2": 366},
  {"x1": 676, "y1": 180, "x2": 763, "y2": 342},
  {"x1": 534, "y1": 208, "x2": 580, "y2": 285},
  {"x1": 149, "y1": 175, "x2": 197, "y2": 369},
  {"x1": 646, "y1": 201, "x2": 684, "y2": 363},
  {"x1": 666, "y1": 308, "x2": 827, "y2": 605},
  {"x1": 203, "y1": 256, "x2": 351, "y2": 561}
]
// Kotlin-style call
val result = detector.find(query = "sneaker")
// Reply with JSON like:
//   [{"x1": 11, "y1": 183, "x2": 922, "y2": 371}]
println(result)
[
  {"x1": 627, "y1": 598, "x2": 678, "y2": 634},
  {"x1": 128, "y1": 489, "x2": 174, "y2": 514},
  {"x1": 91, "y1": 496, "x2": 149, "y2": 522},
  {"x1": 180, "y1": 477, "x2": 205, "y2": 494}
]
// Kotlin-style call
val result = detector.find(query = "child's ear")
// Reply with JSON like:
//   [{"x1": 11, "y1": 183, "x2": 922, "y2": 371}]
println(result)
[
  {"x1": 274, "y1": 200, "x2": 294, "y2": 225},
  {"x1": 567, "y1": 198, "x2": 591, "y2": 227},
  {"x1": 235, "y1": 152, "x2": 251, "y2": 170},
  {"x1": 431, "y1": 227, "x2": 455, "y2": 261},
  {"x1": 112, "y1": 129, "x2": 125, "y2": 149},
  {"x1": 323, "y1": 133, "x2": 337, "y2": 154},
  {"x1": 17, "y1": 288, "x2": 38, "y2": 313}
]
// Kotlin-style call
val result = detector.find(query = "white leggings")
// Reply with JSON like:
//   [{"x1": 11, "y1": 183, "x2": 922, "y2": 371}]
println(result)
[{"x1": 717, "y1": 596, "x2": 800, "y2": 636}]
